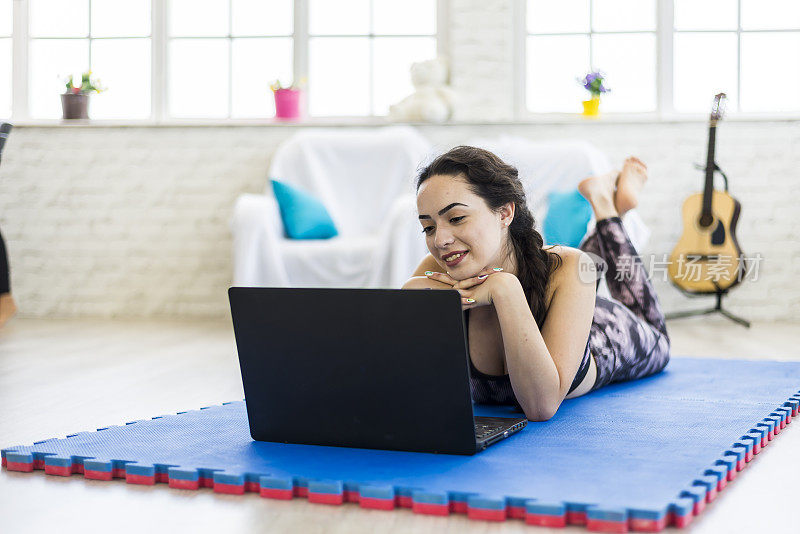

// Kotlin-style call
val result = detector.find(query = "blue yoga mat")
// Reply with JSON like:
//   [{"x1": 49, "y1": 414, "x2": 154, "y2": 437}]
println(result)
[{"x1": 3, "y1": 357, "x2": 799, "y2": 532}]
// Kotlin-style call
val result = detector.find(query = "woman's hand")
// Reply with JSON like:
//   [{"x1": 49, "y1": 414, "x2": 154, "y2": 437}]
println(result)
[{"x1": 424, "y1": 267, "x2": 510, "y2": 310}]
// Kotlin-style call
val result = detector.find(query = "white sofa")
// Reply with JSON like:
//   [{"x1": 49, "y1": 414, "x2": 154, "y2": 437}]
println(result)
[
  {"x1": 230, "y1": 130, "x2": 649, "y2": 294},
  {"x1": 230, "y1": 126, "x2": 433, "y2": 289}
]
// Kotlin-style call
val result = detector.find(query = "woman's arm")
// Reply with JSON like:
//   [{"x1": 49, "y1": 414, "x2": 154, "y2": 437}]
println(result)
[
  {"x1": 401, "y1": 254, "x2": 453, "y2": 290},
  {"x1": 492, "y1": 250, "x2": 596, "y2": 421},
  {"x1": 401, "y1": 276, "x2": 454, "y2": 290}
]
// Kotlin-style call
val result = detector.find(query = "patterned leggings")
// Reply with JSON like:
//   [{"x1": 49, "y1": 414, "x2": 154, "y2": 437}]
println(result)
[{"x1": 580, "y1": 217, "x2": 671, "y2": 392}]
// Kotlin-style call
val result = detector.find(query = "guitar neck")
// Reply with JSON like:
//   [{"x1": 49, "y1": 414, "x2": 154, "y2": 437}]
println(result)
[{"x1": 701, "y1": 123, "x2": 717, "y2": 219}]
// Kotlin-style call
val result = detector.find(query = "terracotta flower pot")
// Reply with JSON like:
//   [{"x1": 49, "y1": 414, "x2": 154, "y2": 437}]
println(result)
[{"x1": 61, "y1": 93, "x2": 90, "y2": 120}]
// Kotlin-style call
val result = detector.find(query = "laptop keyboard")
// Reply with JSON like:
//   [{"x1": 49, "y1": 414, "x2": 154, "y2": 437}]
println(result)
[{"x1": 474, "y1": 416, "x2": 522, "y2": 440}]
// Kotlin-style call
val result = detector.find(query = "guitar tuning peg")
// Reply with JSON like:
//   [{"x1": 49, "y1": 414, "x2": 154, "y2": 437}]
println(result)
[{"x1": 693, "y1": 163, "x2": 706, "y2": 171}]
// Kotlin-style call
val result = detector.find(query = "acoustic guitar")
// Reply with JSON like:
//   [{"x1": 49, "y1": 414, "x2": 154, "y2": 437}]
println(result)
[{"x1": 668, "y1": 93, "x2": 745, "y2": 293}]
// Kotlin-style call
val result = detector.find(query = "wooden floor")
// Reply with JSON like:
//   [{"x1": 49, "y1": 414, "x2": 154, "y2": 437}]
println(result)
[{"x1": 1, "y1": 316, "x2": 799, "y2": 533}]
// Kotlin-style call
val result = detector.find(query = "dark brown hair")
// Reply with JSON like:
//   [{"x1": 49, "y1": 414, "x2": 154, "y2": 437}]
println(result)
[{"x1": 416, "y1": 146, "x2": 562, "y2": 325}]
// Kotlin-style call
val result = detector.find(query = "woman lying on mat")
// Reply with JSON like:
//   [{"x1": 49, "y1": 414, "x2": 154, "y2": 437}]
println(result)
[{"x1": 402, "y1": 147, "x2": 670, "y2": 421}]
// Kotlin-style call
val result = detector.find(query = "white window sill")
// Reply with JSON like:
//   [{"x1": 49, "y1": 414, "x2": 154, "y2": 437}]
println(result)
[{"x1": 8, "y1": 112, "x2": 800, "y2": 127}]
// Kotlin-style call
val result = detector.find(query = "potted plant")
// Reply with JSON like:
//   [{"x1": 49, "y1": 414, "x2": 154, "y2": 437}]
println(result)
[
  {"x1": 61, "y1": 70, "x2": 106, "y2": 120},
  {"x1": 578, "y1": 71, "x2": 609, "y2": 117},
  {"x1": 269, "y1": 78, "x2": 306, "y2": 121}
]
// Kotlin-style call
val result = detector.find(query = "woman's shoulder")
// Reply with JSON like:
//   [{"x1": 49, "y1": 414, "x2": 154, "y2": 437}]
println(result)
[
  {"x1": 545, "y1": 245, "x2": 583, "y2": 273},
  {"x1": 543, "y1": 245, "x2": 596, "y2": 303}
]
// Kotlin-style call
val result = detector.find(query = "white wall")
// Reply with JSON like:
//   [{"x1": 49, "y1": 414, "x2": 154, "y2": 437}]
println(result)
[
  {"x1": 2, "y1": 121, "x2": 798, "y2": 321},
  {"x1": 1, "y1": 1, "x2": 798, "y2": 321}
]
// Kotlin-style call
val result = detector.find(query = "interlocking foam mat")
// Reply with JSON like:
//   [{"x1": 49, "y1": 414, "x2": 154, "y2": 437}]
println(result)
[{"x1": 3, "y1": 357, "x2": 799, "y2": 532}]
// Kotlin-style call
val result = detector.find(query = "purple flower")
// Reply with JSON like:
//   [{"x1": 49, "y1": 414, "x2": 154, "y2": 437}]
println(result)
[{"x1": 579, "y1": 70, "x2": 610, "y2": 96}]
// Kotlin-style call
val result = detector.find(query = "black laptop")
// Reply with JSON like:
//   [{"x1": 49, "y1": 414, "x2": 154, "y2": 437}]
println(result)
[{"x1": 228, "y1": 287, "x2": 527, "y2": 455}]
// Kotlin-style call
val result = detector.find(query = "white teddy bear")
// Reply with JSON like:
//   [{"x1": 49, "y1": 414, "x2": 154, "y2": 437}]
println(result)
[{"x1": 388, "y1": 57, "x2": 457, "y2": 123}]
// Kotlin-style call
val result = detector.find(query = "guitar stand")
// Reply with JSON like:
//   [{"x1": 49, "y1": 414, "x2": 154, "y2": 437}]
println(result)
[{"x1": 666, "y1": 289, "x2": 751, "y2": 328}]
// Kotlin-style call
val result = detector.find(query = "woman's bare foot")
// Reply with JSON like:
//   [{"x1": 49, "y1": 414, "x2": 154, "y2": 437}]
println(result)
[
  {"x1": 0, "y1": 292, "x2": 17, "y2": 328},
  {"x1": 578, "y1": 170, "x2": 619, "y2": 221},
  {"x1": 615, "y1": 156, "x2": 648, "y2": 216}
]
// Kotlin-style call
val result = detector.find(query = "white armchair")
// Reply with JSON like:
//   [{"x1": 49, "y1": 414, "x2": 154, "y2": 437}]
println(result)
[{"x1": 230, "y1": 126, "x2": 433, "y2": 289}]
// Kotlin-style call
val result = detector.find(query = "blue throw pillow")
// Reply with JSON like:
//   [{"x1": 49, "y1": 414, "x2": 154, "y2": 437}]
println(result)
[
  {"x1": 542, "y1": 188, "x2": 592, "y2": 248},
  {"x1": 270, "y1": 179, "x2": 338, "y2": 240}
]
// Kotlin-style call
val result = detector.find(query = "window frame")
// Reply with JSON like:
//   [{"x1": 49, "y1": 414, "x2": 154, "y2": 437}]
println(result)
[
  {"x1": 515, "y1": 0, "x2": 800, "y2": 121},
  {"x1": 300, "y1": 0, "x2": 442, "y2": 117},
  {"x1": 7, "y1": 0, "x2": 447, "y2": 123}
]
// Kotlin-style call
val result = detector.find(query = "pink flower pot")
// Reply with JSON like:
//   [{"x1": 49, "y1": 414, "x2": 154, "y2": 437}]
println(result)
[{"x1": 274, "y1": 89, "x2": 302, "y2": 120}]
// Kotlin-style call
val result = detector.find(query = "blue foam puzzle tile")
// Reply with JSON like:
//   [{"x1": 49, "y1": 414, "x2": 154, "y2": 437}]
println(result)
[
  {"x1": 628, "y1": 506, "x2": 667, "y2": 520},
  {"x1": 214, "y1": 472, "x2": 244, "y2": 486},
  {"x1": 670, "y1": 497, "x2": 694, "y2": 514},
  {"x1": 394, "y1": 486, "x2": 414, "y2": 498},
  {"x1": 359, "y1": 485, "x2": 394, "y2": 500},
  {"x1": 716, "y1": 455, "x2": 737, "y2": 473},
  {"x1": 680, "y1": 486, "x2": 706, "y2": 504},
  {"x1": 467, "y1": 495, "x2": 504, "y2": 510},
  {"x1": 412, "y1": 491, "x2": 448, "y2": 505},
  {"x1": 587, "y1": 506, "x2": 627, "y2": 521},
  {"x1": 308, "y1": 480, "x2": 343, "y2": 495},
  {"x1": 505, "y1": 495, "x2": 529, "y2": 509},
  {"x1": 566, "y1": 501, "x2": 593, "y2": 513},
  {"x1": 725, "y1": 447, "x2": 746, "y2": 463},
  {"x1": 126, "y1": 463, "x2": 156, "y2": 477},
  {"x1": 694, "y1": 475, "x2": 719, "y2": 493},
  {"x1": 527, "y1": 501, "x2": 566, "y2": 515},
  {"x1": 261, "y1": 477, "x2": 292, "y2": 490},
  {"x1": 33, "y1": 438, "x2": 59, "y2": 445},
  {"x1": 169, "y1": 468, "x2": 199, "y2": 481},
  {"x1": 704, "y1": 465, "x2": 727, "y2": 482},
  {"x1": 45, "y1": 456, "x2": 74, "y2": 468},
  {"x1": 3, "y1": 357, "x2": 799, "y2": 531},
  {"x1": 84, "y1": 459, "x2": 113, "y2": 472}
]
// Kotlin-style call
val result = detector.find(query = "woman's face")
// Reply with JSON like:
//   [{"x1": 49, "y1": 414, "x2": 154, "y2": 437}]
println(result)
[{"x1": 416, "y1": 173, "x2": 514, "y2": 280}]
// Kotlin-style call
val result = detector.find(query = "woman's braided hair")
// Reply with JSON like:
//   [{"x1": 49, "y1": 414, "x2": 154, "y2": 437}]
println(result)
[{"x1": 416, "y1": 146, "x2": 562, "y2": 325}]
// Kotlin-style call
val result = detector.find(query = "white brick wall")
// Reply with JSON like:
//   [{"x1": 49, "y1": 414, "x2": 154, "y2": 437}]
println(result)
[
  {"x1": 2, "y1": 121, "x2": 798, "y2": 321},
  {"x1": 449, "y1": 0, "x2": 515, "y2": 121},
  {"x1": 1, "y1": 1, "x2": 798, "y2": 321}
]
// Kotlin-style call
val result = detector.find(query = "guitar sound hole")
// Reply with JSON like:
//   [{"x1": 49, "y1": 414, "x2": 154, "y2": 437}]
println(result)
[
  {"x1": 711, "y1": 220, "x2": 726, "y2": 245},
  {"x1": 698, "y1": 213, "x2": 714, "y2": 228}
]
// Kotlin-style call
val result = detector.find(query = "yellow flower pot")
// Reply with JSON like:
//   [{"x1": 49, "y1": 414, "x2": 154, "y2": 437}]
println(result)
[{"x1": 582, "y1": 96, "x2": 600, "y2": 117}]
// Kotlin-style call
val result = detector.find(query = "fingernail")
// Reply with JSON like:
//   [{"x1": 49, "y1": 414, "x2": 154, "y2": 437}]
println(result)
[
  {"x1": 425, "y1": 271, "x2": 433, "y2": 275},
  {"x1": 492, "y1": 267, "x2": 503, "y2": 271},
  {"x1": 465, "y1": 298, "x2": 475, "y2": 303},
  {"x1": 477, "y1": 274, "x2": 488, "y2": 279}
]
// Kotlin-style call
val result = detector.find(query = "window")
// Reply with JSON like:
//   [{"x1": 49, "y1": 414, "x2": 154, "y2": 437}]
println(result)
[
  {"x1": 28, "y1": 0, "x2": 151, "y2": 119},
  {"x1": 5, "y1": 0, "x2": 439, "y2": 121},
  {"x1": 524, "y1": 0, "x2": 657, "y2": 113},
  {"x1": 307, "y1": 0, "x2": 437, "y2": 116},
  {"x1": 168, "y1": 0, "x2": 293, "y2": 118},
  {"x1": 0, "y1": 0, "x2": 11, "y2": 118},
  {"x1": 674, "y1": 0, "x2": 800, "y2": 113},
  {"x1": 522, "y1": 0, "x2": 800, "y2": 115}
]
